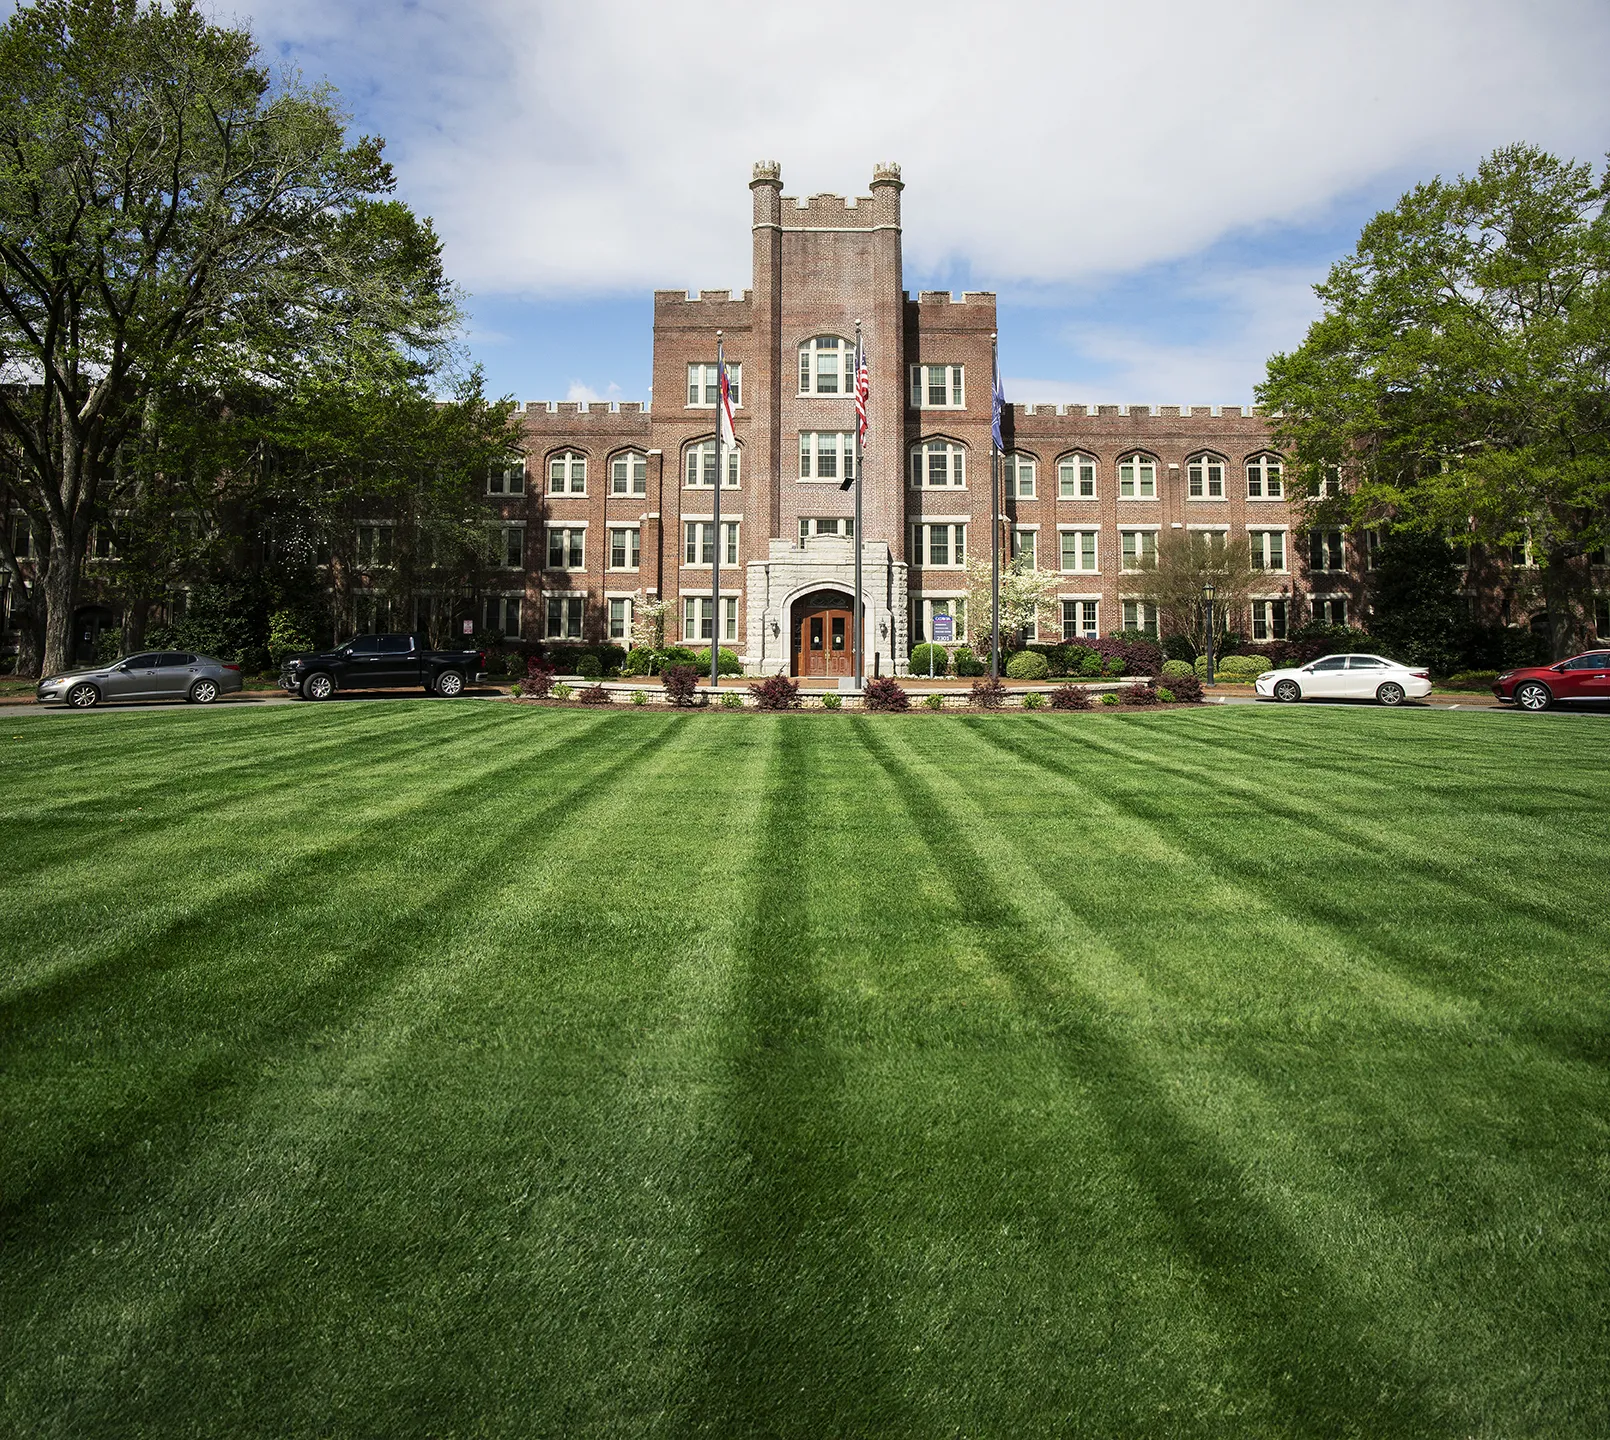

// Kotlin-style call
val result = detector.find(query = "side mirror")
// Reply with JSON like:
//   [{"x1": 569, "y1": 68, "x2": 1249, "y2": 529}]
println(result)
[{"x1": 340, "y1": 646, "x2": 354, "y2": 657}]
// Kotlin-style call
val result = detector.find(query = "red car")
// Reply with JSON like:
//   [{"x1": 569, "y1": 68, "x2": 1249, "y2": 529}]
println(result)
[{"x1": 1493, "y1": 649, "x2": 1610, "y2": 710}]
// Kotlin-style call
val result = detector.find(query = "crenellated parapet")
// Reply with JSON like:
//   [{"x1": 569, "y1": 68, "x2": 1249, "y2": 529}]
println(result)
[{"x1": 780, "y1": 192, "x2": 874, "y2": 228}]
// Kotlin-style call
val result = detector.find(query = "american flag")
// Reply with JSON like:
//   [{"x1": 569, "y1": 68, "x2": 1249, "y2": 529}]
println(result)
[{"x1": 854, "y1": 340, "x2": 870, "y2": 441}]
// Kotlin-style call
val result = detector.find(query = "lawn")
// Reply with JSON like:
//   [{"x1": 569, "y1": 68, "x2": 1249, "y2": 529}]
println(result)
[{"x1": 2, "y1": 702, "x2": 1607, "y2": 1438}]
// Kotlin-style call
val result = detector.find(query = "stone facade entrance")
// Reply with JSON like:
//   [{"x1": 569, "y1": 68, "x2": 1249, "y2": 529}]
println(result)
[{"x1": 744, "y1": 537, "x2": 909, "y2": 677}]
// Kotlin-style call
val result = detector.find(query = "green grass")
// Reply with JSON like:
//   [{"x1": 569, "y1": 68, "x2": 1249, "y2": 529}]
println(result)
[{"x1": 2, "y1": 702, "x2": 1607, "y2": 1438}]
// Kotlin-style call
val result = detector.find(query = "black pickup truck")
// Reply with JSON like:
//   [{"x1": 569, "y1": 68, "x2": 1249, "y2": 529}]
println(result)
[{"x1": 280, "y1": 634, "x2": 489, "y2": 700}]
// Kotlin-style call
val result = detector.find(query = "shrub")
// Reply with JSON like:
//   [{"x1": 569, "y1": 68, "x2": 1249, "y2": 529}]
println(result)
[
  {"x1": 552, "y1": 682, "x2": 574, "y2": 701},
  {"x1": 509, "y1": 682, "x2": 522, "y2": 698},
  {"x1": 576, "y1": 654, "x2": 602, "y2": 679},
  {"x1": 267, "y1": 609, "x2": 314, "y2": 667},
  {"x1": 687, "y1": 647, "x2": 743, "y2": 677},
  {"x1": 970, "y1": 676, "x2": 1006, "y2": 709},
  {"x1": 1162, "y1": 634, "x2": 1197, "y2": 664},
  {"x1": 719, "y1": 691, "x2": 744, "y2": 709},
  {"x1": 1167, "y1": 672, "x2": 1205, "y2": 703},
  {"x1": 661, "y1": 665, "x2": 699, "y2": 706},
  {"x1": 1005, "y1": 650, "x2": 1050, "y2": 681},
  {"x1": 1022, "y1": 690, "x2": 1046, "y2": 710},
  {"x1": 863, "y1": 676, "x2": 910, "y2": 712},
  {"x1": 578, "y1": 684, "x2": 613, "y2": 705},
  {"x1": 1105, "y1": 655, "x2": 1125, "y2": 676},
  {"x1": 923, "y1": 692, "x2": 944, "y2": 710},
  {"x1": 1050, "y1": 684, "x2": 1091, "y2": 710},
  {"x1": 953, "y1": 645, "x2": 987, "y2": 677},
  {"x1": 1441, "y1": 670, "x2": 1500, "y2": 692},
  {"x1": 1219, "y1": 654, "x2": 1273, "y2": 678},
  {"x1": 748, "y1": 674, "x2": 802, "y2": 711},
  {"x1": 525, "y1": 655, "x2": 556, "y2": 698},
  {"x1": 622, "y1": 647, "x2": 655, "y2": 676},
  {"x1": 1121, "y1": 682, "x2": 1158, "y2": 705},
  {"x1": 1161, "y1": 658, "x2": 1195, "y2": 679},
  {"x1": 1099, "y1": 692, "x2": 1120, "y2": 706},
  {"x1": 909, "y1": 643, "x2": 950, "y2": 676},
  {"x1": 631, "y1": 689, "x2": 648, "y2": 706},
  {"x1": 1079, "y1": 649, "x2": 1106, "y2": 678},
  {"x1": 820, "y1": 692, "x2": 842, "y2": 710},
  {"x1": 1155, "y1": 686, "x2": 1175, "y2": 703}
]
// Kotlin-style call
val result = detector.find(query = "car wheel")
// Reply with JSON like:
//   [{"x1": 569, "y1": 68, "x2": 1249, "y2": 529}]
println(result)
[
  {"x1": 66, "y1": 682, "x2": 100, "y2": 709},
  {"x1": 301, "y1": 672, "x2": 336, "y2": 701},
  {"x1": 436, "y1": 670, "x2": 465, "y2": 697},
  {"x1": 1376, "y1": 681, "x2": 1406, "y2": 707},
  {"x1": 189, "y1": 679, "x2": 220, "y2": 704},
  {"x1": 1515, "y1": 681, "x2": 1551, "y2": 712},
  {"x1": 1273, "y1": 679, "x2": 1302, "y2": 703}
]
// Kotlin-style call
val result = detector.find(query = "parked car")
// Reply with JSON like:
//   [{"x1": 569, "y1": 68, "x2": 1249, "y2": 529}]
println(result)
[
  {"x1": 35, "y1": 651, "x2": 243, "y2": 709},
  {"x1": 1492, "y1": 650, "x2": 1610, "y2": 711},
  {"x1": 280, "y1": 634, "x2": 488, "y2": 699},
  {"x1": 1254, "y1": 653, "x2": 1432, "y2": 706}
]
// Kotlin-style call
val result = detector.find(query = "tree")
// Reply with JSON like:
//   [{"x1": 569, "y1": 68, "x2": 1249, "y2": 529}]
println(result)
[
  {"x1": 1259, "y1": 143, "x2": 1610, "y2": 658},
  {"x1": 628, "y1": 589, "x2": 670, "y2": 657},
  {"x1": 962, "y1": 554, "x2": 1062, "y2": 654},
  {"x1": 1125, "y1": 530, "x2": 1255, "y2": 655},
  {"x1": 0, "y1": 0, "x2": 459, "y2": 673}
]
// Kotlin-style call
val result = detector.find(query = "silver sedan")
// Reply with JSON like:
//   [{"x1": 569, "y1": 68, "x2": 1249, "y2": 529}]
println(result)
[{"x1": 35, "y1": 651, "x2": 245, "y2": 708}]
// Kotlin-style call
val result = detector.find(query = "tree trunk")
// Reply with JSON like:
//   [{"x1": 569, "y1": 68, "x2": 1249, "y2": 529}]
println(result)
[
  {"x1": 1541, "y1": 552, "x2": 1583, "y2": 660},
  {"x1": 41, "y1": 543, "x2": 80, "y2": 675},
  {"x1": 126, "y1": 597, "x2": 149, "y2": 651},
  {"x1": 15, "y1": 595, "x2": 45, "y2": 678}
]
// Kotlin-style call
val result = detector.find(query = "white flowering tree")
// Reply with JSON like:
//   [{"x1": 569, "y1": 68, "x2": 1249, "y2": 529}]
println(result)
[
  {"x1": 628, "y1": 590, "x2": 671, "y2": 656},
  {"x1": 963, "y1": 556, "x2": 1063, "y2": 649}
]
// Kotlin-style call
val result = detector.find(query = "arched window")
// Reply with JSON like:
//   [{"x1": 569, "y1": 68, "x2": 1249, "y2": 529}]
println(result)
[
  {"x1": 1117, "y1": 453, "x2": 1157, "y2": 499},
  {"x1": 798, "y1": 336, "x2": 855, "y2": 396},
  {"x1": 684, "y1": 439, "x2": 740, "y2": 488},
  {"x1": 1057, "y1": 453, "x2": 1097, "y2": 499},
  {"x1": 909, "y1": 439, "x2": 967, "y2": 488},
  {"x1": 610, "y1": 451, "x2": 648, "y2": 496},
  {"x1": 1186, "y1": 453, "x2": 1225, "y2": 500},
  {"x1": 547, "y1": 450, "x2": 586, "y2": 496},
  {"x1": 1002, "y1": 453, "x2": 1036, "y2": 499},
  {"x1": 1246, "y1": 454, "x2": 1284, "y2": 499}
]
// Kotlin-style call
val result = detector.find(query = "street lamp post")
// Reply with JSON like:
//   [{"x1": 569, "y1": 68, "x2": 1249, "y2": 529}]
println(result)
[{"x1": 1203, "y1": 582, "x2": 1217, "y2": 687}]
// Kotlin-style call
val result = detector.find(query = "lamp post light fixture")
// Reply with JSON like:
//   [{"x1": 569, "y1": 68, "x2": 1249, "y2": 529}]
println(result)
[{"x1": 1203, "y1": 582, "x2": 1217, "y2": 687}]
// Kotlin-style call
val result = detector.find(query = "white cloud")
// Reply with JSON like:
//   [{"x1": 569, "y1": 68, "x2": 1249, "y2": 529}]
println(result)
[
  {"x1": 564, "y1": 380, "x2": 624, "y2": 404},
  {"x1": 245, "y1": 0, "x2": 1610, "y2": 297}
]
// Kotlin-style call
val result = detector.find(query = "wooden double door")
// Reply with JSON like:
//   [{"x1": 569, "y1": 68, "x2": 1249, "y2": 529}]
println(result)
[{"x1": 794, "y1": 605, "x2": 854, "y2": 678}]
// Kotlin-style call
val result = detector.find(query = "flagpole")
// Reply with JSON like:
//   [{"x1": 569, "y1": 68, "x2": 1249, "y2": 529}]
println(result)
[
  {"x1": 853, "y1": 319, "x2": 863, "y2": 690},
  {"x1": 712, "y1": 331, "x2": 722, "y2": 690},
  {"x1": 990, "y1": 331, "x2": 1001, "y2": 681}
]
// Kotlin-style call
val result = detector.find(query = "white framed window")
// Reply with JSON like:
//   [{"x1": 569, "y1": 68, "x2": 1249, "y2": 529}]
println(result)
[
  {"x1": 1307, "y1": 466, "x2": 1343, "y2": 500},
  {"x1": 8, "y1": 515, "x2": 33, "y2": 560},
  {"x1": 1187, "y1": 453, "x2": 1225, "y2": 499},
  {"x1": 548, "y1": 451, "x2": 587, "y2": 495},
  {"x1": 546, "y1": 526, "x2": 585, "y2": 570},
  {"x1": 687, "y1": 363, "x2": 741, "y2": 407},
  {"x1": 799, "y1": 517, "x2": 855, "y2": 545},
  {"x1": 1010, "y1": 528, "x2": 1036, "y2": 567},
  {"x1": 909, "y1": 439, "x2": 967, "y2": 488},
  {"x1": 1121, "y1": 600, "x2": 1159, "y2": 638},
  {"x1": 682, "y1": 595, "x2": 739, "y2": 642},
  {"x1": 482, "y1": 595, "x2": 522, "y2": 638},
  {"x1": 1251, "y1": 598, "x2": 1288, "y2": 640},
  {"x1": 1361, "y1": 528, "x2": 1382, "y2": 570},
  {"x1": 545, "y1": 595, "x2": 583, "y2": 640},
  {"x1": 799, "y1": 432, "x2": 856, "y2": 483},
  {"x1": 682, "y1": 521, "x2": 739, "y2": 566},
  {"x1": 1249, "y1": 529, "x2": 1287, "y2": 571},
  {"x1": 1060, "y1": 529, "x2": 1098, "y2": 572},
  {"x1": 90, "y1": 522, "x2": 117, "y2": 560},
  {"x1": 1003, "y1": 453, "x2": 1036, "y2": 499},
  {"x1": 1246, "y1": 454, "x2": 1284, "y2": 499},
  {"x1": 911, "y1": 595, "x2": 967, "y2": 644},
  {"x1": 1308, "y1": 530, "x2": 1345, "y2": 571},
  {"x1": 488, "y1": 457, "x2": 526, "y2": 496},
  {"x1": 1188, "y1": 527, "x2": 1228, "y2": 560},
  {"x1": 684, "y1": 440, "x2": 741, "y2": 488},
  {"x1": 1057, "y1": 453, "x2": 1097, "y2": 499},
  {"x1": 910, "y1": 522, "x2": 966, "y2": 567},
  {"x1": 909, "y1": 364, "x2": 965, "y2": 409},
  {"x1": 355, "y1": 523, "x2": 394, "y2": 569},
  {"x1": 354, "y1": 595, "x2": 394, "y2": 634},
  {"x1": 610, "y1": 452, "x2": 648, "y2": 496},
  {"x1": 1117, "y1": 453, "x2": 1157, "y2": 499},
  {"x1": 1120, "y1": 528, "x2": 1158, "y2": 569},
  {"x1": 607, "y1": 595, "x2": 633, "y2": 641},
  {"x1": 1061, "y1": 599, "x2": 1099, "y2": 639},
  {"x1": 1312, "y1": 595, "x2": 1347, "y2": 626},
  {"x1": 608, "y1": 526, "x2": 641, "y2": 570},
  {"x1": 798, "y1": 336, "x2": 854, "y2": 396},
  {"x1": 492, "y1": 524, "x2": 524, "y2": 569}
]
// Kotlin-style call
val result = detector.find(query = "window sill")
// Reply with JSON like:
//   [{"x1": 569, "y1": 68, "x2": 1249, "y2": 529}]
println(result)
[
  {"x1": 547, "y1": 491, "x2": 589, "y2": 499},
  {"x1": 1116, "y1": 495, "x2": 1160, "y2": 503},
  {"x1": 1185, "y1": 495, "x2": 1228, "y2": 503}
]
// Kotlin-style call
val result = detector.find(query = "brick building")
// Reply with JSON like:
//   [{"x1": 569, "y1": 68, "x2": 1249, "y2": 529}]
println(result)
[{"x1": 496, "y1": 161, "x2": 1358, "y2": 674}]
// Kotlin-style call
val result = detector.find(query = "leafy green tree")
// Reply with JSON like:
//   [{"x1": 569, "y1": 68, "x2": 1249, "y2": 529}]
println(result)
[
  {"x1": 0, "y1": 0, "x2": 459, "y2": 674},
  {"x1": 1125, "y1": 530, "x2": 1255, "y2": 656},
  {"x1": 1259, "y1": 143, "x2": 1610, "y2": 658}
]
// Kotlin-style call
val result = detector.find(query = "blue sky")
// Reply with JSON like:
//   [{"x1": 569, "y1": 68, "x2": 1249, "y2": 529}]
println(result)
[{"x1": 235, "y1": 0, "x2": 1610, "y2": 408}]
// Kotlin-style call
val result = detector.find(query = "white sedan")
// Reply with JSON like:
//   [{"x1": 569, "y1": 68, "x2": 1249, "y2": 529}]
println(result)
[{"x1": 1254, "y1": 653, "x2": 1432, "y2": 706}]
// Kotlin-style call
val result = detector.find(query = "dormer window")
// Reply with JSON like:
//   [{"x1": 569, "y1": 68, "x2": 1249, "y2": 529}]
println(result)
[{"x1": 799, "y1": 336, "x2": 854, "y2": 396}]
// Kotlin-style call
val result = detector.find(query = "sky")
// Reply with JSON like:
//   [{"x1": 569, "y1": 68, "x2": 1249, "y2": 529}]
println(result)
[{"x1": 226, "y1": 0, "x2": 1610, "y2": 407}]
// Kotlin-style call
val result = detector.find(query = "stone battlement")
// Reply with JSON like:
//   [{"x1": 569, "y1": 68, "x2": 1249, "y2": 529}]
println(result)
[
  {"x1": 1015, "y1": 403, "x2": 1266, "y2": 419},
  {"x1": 780, "y1": 193, "x2": 874, "y2": 227}
]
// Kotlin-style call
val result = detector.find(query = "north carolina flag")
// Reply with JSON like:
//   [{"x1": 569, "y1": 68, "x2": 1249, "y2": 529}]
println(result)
[{"x1": 718, "y1": 357, "x2": 738, "y2": 451}]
